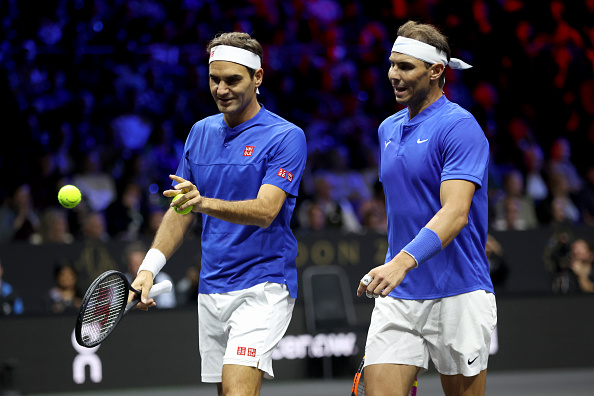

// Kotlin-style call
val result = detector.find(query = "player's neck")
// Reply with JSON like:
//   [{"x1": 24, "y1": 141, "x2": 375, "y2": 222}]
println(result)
[
  {"x1": 408, "y1": 88, "x2": 443, "y2": 120},
  {"x1": 224, "y1": 99, "x2": 261, "y2": 128}
]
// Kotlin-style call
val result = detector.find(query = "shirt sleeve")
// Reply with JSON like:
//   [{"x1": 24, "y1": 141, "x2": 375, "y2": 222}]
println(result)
[
  {"x1": 262, "y1": 127, "x2": 307, "y2": 197},
  {"x1": 440, "y1": 117, "x2": 489, "y2": 188}
]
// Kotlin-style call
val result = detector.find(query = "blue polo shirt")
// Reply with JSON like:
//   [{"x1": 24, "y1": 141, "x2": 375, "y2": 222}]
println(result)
[
  {"x1": 175, "y1": 105, "x2": 306, "y2": 297},
  {"x1": 379, "y1": 96, "x2": 493, "y2": 299}
]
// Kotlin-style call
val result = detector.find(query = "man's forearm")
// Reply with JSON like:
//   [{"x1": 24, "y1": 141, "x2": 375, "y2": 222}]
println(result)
[
  {"x1": 151, "y1": 207, "x2": 195, "y2": 259},
  {"x1": 198, "y1": 197, "x2": 274, "y2": 228}
]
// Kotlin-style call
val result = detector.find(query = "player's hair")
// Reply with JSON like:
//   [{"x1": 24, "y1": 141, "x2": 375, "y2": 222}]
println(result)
[
  {"x1": 206, "y1": 32, "x2": 263, "y2": 79},
  {"x1": 397, "y1": 21, "x2": 450, "y2": 88}
]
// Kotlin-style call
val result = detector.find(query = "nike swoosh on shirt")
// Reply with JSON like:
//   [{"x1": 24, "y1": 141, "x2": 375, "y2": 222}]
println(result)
[
  {"x1": 417, "y1": 138, "x2": 429, "y2": 144},
  {"x1": 385, "y1": 140, "x2": 392, "y2": 149},
  {"x1": 468, "y1": 356, "x2": 479, "y2": 365}
]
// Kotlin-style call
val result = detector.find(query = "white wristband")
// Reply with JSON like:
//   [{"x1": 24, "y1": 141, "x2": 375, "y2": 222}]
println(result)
[{"x1": 138, "y1": 248, "x2": 167, "y2": 278}]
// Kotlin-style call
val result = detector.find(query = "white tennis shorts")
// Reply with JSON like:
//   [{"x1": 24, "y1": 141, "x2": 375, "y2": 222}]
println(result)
[
  {"x1": 365, "y1": 290, "x2": 497, "y2": 377},
  {"x1": 198, "y1": 282, "x2": 295, "y2": 383}
]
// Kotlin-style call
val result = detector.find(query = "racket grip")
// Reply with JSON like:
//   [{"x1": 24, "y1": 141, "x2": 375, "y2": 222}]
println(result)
[{"x1": 148, "y1": 280, "x2": 173, "y2": 298}]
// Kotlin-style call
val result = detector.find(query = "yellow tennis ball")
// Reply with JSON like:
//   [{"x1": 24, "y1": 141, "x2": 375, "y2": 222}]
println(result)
[
  {"x1": 172, "y1": 194, "x2": 193, "y2": 215},
  {"x1": 58, "y1": 185, "x2": 81, "y2": 209}
]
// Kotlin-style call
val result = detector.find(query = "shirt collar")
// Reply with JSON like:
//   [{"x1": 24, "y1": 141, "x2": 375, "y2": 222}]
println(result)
[
  {"x1": 221, "y1": 104, "x2": 266, "y2": 134},
  {"x1": 405, "y1": 95, "x2": 448, "y2": 126}
]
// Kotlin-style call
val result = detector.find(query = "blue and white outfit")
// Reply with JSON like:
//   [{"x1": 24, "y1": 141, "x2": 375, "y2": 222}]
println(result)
[
  {"x1": 175, "y1": 104, "x2": 306, "y2": 382},
  {"x1": 365, "y1": 96, "x2": 497, "y2": 377}
]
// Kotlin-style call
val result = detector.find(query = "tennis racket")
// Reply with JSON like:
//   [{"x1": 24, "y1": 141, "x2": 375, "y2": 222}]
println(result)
[
  {"x1": 75, "y1": 270, "x2": 172, "y2": 348},
  {"x1": 351, "y1": 356, "x2": 418, "y2": 396}
]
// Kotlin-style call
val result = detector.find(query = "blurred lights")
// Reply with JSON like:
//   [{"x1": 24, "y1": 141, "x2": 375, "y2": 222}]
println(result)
[{"x1": 93, "y1": 21, "x2": 103, "y2": 33}]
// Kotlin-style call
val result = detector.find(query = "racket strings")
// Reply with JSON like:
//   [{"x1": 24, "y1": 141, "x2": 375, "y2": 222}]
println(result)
[{"x1": 80, "y1": 276, "x2": 127, "y2": 344}]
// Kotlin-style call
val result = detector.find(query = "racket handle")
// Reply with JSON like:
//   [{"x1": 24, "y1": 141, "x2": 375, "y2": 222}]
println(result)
[
  {"x1": 125, "y1": 280, "x2": 173, "y2": 312},
  {"x1": 148, "y1": 280, "x2": 173, "y2": 298}
]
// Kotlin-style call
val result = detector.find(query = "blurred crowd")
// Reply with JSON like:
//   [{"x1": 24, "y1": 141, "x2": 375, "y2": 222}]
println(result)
[{"x1": 1, "y1": 0, "x2": 594, "y2": 310}]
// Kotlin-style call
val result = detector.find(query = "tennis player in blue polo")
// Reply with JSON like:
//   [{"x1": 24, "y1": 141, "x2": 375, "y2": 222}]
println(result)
[
  {"x1": 356, "y1": 21, "x2": 497, "y2": 396},
  {"x1": 128, "y1": 32, "x2": 306, "y2": 396}
]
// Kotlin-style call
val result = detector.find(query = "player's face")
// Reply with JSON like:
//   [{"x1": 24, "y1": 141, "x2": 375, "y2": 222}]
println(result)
[
  {"x1": 388, "y1": 52, "x2": 437, "y2": 112},
  {"x1": 209, "y1": 61, "x2": 262, "y2": 125}
]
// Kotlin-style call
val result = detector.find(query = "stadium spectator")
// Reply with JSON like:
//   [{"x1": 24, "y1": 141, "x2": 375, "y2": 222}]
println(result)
[
  {"x1": 569, "y1": 238, "x2": 594, "y2": 293},
  {"x1": 44, "y1": 262, "x2": 83, "y2": 314},
  {"x1": 0, "y1": 184, "x2": 40, "y2": 243},
  {"x1": 105, "y1": 182, "x2": 146, "y2": 241},
  {"x1": 31, "y1": 206, "x2": 74, "y2": 245},
  {"x1": 297, "y1": 176, "x2": 362, "y2": 233},
  {"x1": 492, "y1": 169, "x2": 539, "y2": 231},
  {"x1": 358, "y1": 179, "x2": 387, "y2": 234},
  {"x1": 576, "y1": 164, "x2": 594, "y2": 226},
  {"x1": 0, "y1": 258, "x2": 24, "y2": 316}
]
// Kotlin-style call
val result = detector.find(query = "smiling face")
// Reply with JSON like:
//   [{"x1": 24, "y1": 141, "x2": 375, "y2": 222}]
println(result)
[
  {"x1": 209, "y1": 60, "x2": 263, "y2": 127},
  {"x1": 388, "y1": 52, "x2": 444, "y2": 118}
]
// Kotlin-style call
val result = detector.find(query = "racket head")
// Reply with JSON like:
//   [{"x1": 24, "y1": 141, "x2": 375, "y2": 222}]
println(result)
[
  {"x1": 351, "y1": 356, "x2": 365, "y2": 396},
  {"x1": 75, "y1": 270, "x2": 132, "y2": 348}
]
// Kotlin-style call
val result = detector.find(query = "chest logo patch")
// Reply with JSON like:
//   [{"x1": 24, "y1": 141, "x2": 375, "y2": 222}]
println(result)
[
  {"x1": 385, "y1": 140, "x2": 392, "y2": 149},
  {"x1": 243, "y1": 146, "x2": 255, "y2": 156},
  {"x1": 417, "y1": 138, "x2": 429, "y2": 144}
]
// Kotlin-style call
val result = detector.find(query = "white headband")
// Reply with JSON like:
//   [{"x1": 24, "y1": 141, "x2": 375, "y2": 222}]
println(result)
[
  {"x1": 392, "y1": 36, "x2": 472, "y2": 70},
  {"x1": 209, "y1": 45, "x2": 261, "y2": 70}
]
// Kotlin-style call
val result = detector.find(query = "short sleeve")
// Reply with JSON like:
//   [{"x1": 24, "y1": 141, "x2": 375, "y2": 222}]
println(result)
[
  {"x1": 262, "y1": 128, "x2": 307, "y2": 197},
  {"x1": 441, "y1": 117, "x2": 489, "y2": 188}
]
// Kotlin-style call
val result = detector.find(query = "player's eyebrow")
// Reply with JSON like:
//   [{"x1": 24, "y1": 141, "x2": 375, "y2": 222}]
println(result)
[{"x1": 209, "y1": 73, "x2": 244, "y2": 81}]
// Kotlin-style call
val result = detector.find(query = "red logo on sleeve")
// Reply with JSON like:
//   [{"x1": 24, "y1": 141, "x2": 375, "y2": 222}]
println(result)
[
  {"x1": 248, "y1": 348, "x2": 256, "y2": 357},
  {"x1": 243, "y1": 146, "x2": 254, "y2": 156},
  {"x1": 237, "y1": 347, "x2": 246, "y2": 356},
  {"x1": 287, "y1": 172, "x2": 293, "y2": 182},
  {"x1": 277, "y1": 168, "x2": 287, "y2": 178}
]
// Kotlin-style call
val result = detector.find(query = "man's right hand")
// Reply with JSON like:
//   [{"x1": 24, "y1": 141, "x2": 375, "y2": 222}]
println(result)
[{"x1": 128, "y1": 270, "x2": 156, "y2": 311}]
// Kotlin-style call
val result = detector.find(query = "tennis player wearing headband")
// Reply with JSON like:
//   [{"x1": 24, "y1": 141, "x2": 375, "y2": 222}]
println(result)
[
  {"x1": 128, "y1": 32, "x2": 306, "y2": 396},
  {"x1": 356, "y1": 21, "x2": 496, "y2": 396}
]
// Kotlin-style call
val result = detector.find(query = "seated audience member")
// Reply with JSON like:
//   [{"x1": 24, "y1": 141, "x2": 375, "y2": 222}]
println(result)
[
  {"x1": 31, "y1": 207, "x2": 74, "y2": 244},
  {"x1": 493, "y1": 169, "x2": 538, "y2": 230},
  {"x1": 523, "y1": 145, "x2": 549, "y2": 203},
  {"x1": 569, "y1": 238, "x2": 594, "y2": 293},
  {"x1": 298, "y1": 176, "x2": 362, "y2": 233},
  {"x1": 105, "y1": 182, "x2": 146, "y2": 241},
  {"x1": 547, "y1": 137, "x2": 583, "y2": 195},
  {"x1": 359, "y1": 179, "x2": 387, "y2": 234},
  {"x1": 72, "y1": 151, "x2": 117, "y2": 212},
  {"x1": 537, "y1": 172, "x2": 580, "y2": 226},
  {"x1": 124, "y1": 241, "x2": 176, "y2": 308},
  {"x1": 45, "y1": 262, "x2": 83, "y2": 314},
  {"x1": 0, "y1": 258, "x2": 24, "y2": 316},
  {"x1": 0, "y1": 183, "x2": 40, "y2": 243},
  {"x1": 576, "y1": 164, "x2": 594, "y2": 226}
]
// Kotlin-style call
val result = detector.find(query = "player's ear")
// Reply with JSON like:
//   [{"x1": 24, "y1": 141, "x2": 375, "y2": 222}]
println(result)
[
  {"x1": 430, "y1": 63, "x2": 445, "y2": 81},
  {"x1": 254, "y1": 68, "x2": 263, "y2": 89}
]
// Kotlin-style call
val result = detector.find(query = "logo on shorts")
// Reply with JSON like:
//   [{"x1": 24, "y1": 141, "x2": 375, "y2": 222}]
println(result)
[
  {"x1": 243, "y1": 146, "x2": 254, "y2": 156},
  {"x1": 287, "y1": 172, "x2": 293, "y2": 182},
  {"x1": 277, "y1": 168, "x2": 287, "y2": 178},
  {"x1": 237, "y1": 346, "x2": 256, "y2": 357},
  {"x1": 467, "y1": 355, "x2": 479, "y2": 365}
]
